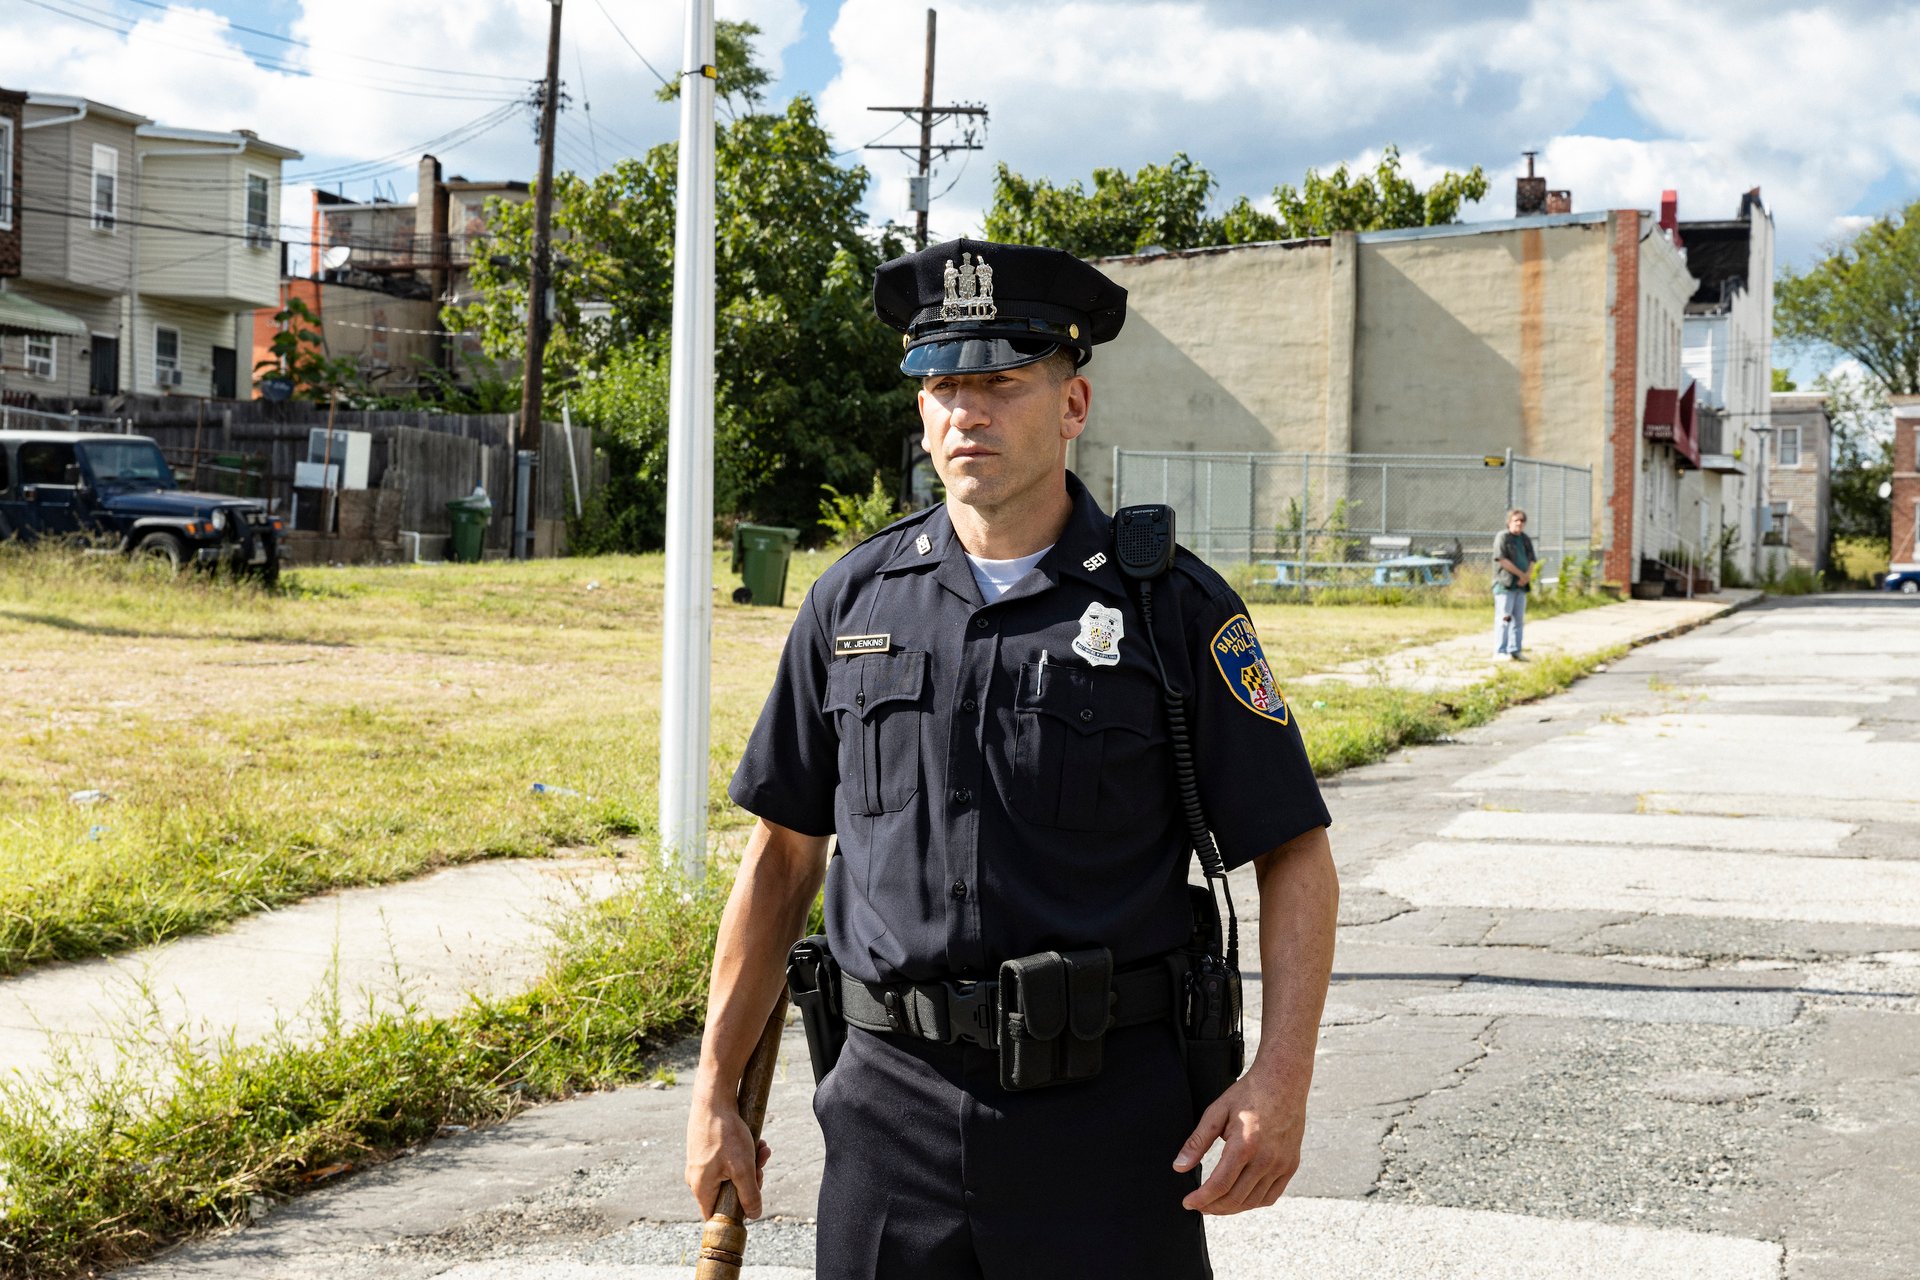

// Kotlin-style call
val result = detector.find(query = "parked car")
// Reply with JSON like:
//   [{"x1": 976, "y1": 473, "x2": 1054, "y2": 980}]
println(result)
[
  {"x1": 1884, "y1": 563, "x2": 1920, "y2": 595},
  {"x1": 0, "y1": 431, "x2": 281, "y2": 582}
]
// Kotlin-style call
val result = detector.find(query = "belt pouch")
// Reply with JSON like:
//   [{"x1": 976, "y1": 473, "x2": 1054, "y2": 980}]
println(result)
[
  {"x1": 997, "y1": 947, "x2": 1114, "y2": 1091},
  {"x1": 1178, "y1": 952, "x2": 1245, "y2": 1114},
  {"x1": 785, "y1": 934, "x2": 846, "y2": 1085}
]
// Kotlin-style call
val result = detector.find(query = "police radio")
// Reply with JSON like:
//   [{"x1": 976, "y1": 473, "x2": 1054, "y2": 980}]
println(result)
[{"x1": 1112, "y1": 504, "x2": 1245, "y2": 1113}]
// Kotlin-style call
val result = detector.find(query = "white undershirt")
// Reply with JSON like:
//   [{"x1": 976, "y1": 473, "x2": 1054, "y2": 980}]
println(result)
[{"x1": 965, "y1": 545, "x2": 1053, "y2": 601}]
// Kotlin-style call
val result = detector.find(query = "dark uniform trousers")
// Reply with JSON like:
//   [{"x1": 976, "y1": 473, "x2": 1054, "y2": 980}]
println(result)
[{"x1": 814, "y1": 1024, "x2": 1211, "y2": 1280}]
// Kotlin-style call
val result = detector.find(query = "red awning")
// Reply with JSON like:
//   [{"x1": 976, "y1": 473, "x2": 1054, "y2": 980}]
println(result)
[{"x1": 1643, "y1": 384, "x2": 1701, "y2": 468}]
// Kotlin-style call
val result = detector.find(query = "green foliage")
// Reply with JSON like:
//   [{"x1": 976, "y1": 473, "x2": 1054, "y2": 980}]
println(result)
[
  {"x1": 450, "y1": 87, "x2": 915, "y2": 538},
  {"x1": 253, "y1": 297, "x2": 363, "y2": 404},
  {"x1": 1270, "y1": 145, "x2": 1488, "y2": 238},
  {"x1": 984, "y1": 145, "x2": 1489, "y2": 257},
  {"x1": 1817, "y1": 370, "x2": 1895, "y2": 543},
  {"x1": 1778, "y1": 201, "x2": 1920, "y2": 395},
  {"x1": 1772, "y1": 367, "x2": 1798, "y2": 392},
  {"x1": 819, "y1": 473, "x2": 902, "y2": 547},
  {"x1": 654, "y1": 19, "x2": 773, "y2": 112}
]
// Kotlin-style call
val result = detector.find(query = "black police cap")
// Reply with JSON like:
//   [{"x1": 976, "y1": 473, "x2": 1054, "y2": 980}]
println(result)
[{"x1": 873, "y1": 237, "x2": 1128, "y2": 377}]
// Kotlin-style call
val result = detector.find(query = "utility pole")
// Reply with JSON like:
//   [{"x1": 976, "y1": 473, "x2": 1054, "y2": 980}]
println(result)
[
  {"x1": 515, "y1": 0, "x2": 564, "y2": 557},
  {"x1": 867, "y1": 8, "x2": 987, "y2": 250},
  {"x1": 658, "y1": 0, "x2": 717, "y2": 877}
]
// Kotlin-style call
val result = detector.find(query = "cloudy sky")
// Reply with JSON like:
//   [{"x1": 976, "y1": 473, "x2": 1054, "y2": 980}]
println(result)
[{"x1": 5, "y1": 0, "x2": 1918, "y2": 360}]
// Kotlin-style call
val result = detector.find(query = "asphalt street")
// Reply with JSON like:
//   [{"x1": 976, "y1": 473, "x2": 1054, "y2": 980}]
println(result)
[{"x1": 130, "y1": 593, "x2": 1920, "y2": 1279}]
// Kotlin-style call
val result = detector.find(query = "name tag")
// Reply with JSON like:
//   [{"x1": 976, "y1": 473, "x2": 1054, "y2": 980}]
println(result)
[{"x1": 834, "y1": 633, "x2": 892, "y2": 656}]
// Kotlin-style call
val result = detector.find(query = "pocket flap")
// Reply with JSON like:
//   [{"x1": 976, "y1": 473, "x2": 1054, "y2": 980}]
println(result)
[
  {"x1": 1016, "y1": 662, "x2": 1156, "y2": 737},
  {"x1": 1001, "y1": 951, "x2": 1068, "y2": 1040},
  {"x1": 1061, "y1": 947, "x2": 1115, "y2": 1041},
  {"x1": 824, "y1": 650, "x2": 928, "y2": 720}
]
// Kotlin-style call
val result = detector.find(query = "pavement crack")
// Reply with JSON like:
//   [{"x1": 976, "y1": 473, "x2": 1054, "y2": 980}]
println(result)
[{"x1": 1368, "y1": 1016, "x2": 1500, "y2": 1200}]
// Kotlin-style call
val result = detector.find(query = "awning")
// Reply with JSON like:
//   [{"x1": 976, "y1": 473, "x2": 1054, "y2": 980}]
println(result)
[
  {"x1": 1643, "y1": 382, "x2": 1701, "y2": 469},
  {"x1": 0, "y1": 291, "x2": 89, "y2": 338}
]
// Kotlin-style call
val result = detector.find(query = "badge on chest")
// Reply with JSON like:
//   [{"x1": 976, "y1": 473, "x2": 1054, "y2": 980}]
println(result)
[{"x1": 1071, "y1": 602, "x2": 1124, "y2": 668}]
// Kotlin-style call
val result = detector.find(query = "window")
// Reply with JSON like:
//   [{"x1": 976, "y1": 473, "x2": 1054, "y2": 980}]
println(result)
[
  {"x1": 25, "y1": 333, "x2": 54, "y2": 380},
  {"x1": 153, "y1": 326, "x2": 180, "y2": 387},
  {"x1": 0, "y1": 117, "x2": 13, "y2": 229},
  {"x1": 1768, "y1": 500, "x2": 1791, "y2": 543},
  {"x1": 91, "y1": 144, "x2": 118, "y2": 231},
  {"x1": 18, "y1": 441, "x2": 77, "y2": 487},
  {"x1": 1777, "y1": 425, "x2": 1801, "y2": 467},
  {"x1": 245, "y1": 173, "x2": 272, "y2": 249}
]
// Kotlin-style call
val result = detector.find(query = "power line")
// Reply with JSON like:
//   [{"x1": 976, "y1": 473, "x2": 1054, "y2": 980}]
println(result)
[
  {"x1": 18, "y1": 0, "x2": 527, "y2": 102},
  {"x1": 573, "y1": 38, "x2": 601, "y2": 171},
  {"x1": 589, "y1": 0, "x2": 674, "y2": 95},
  {"x1": 107, "y1": 0, "x2": 530, "y2": 82}
]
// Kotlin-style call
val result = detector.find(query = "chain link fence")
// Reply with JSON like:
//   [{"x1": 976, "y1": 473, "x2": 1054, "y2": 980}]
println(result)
[{"x1": 1113, "y1": 449, "x2": 1592, "y2": 587}]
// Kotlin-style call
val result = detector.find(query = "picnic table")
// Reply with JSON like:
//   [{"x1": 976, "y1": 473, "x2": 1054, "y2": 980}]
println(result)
[{"x1": 1256, "y1": 554, "x2": 1455, "y2": 590}]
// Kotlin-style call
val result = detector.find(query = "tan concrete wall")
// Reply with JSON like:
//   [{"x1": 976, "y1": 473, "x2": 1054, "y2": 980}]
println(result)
[{"x1": 1073, "y1": 241, "x2": 1335, "y2": 505}]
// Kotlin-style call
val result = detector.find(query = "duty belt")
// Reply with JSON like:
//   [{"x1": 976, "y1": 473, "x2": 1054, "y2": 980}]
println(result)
[{"x1": 838, "y1": 956, "x2": 1177, "y2": 1052}]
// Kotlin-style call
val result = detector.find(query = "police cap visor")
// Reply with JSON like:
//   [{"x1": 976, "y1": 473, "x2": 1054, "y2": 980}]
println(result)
[{"x1": 901, "y1": 336, "x2": 1069, "y2": 378}]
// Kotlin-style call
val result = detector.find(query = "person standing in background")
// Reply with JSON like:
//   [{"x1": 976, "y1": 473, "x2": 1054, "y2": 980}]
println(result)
[{"x1": 1493, "y1": 509, "x2": 1535, "y2": 660}]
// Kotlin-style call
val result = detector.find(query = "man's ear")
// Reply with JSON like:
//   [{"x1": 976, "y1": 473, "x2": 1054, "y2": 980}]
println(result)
[{"x1": 1060, "y1": 374, "x2": 1091, "y2": 443}]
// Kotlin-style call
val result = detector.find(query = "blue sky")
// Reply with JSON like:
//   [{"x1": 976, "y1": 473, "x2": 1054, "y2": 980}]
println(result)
[{"x1": 5, "y1": 0, "x2": 1918, "y2": 386}]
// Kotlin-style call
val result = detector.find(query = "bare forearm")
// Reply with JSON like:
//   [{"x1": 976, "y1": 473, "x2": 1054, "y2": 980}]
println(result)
[
  {"x1": 694, "y1": 820, "x2": 829, "y2": 1104},
  {"x1": 1246, "y1": 825, "x2": 1338, "y2": 1098}
]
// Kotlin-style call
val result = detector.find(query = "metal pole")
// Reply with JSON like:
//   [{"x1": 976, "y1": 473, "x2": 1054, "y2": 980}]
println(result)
[
  {"x1": 561, "y1": 399, "x2": 584, "y2": 519},
  {"x1": 659, "y1": 0, "x2": 717, "y2": 878},
  {"x1": 515, "y1": 0, "x2": 564, "y2": 555},
  {"x1": 1300, "y1": 454, "x2": 1310, "y2": 562}
]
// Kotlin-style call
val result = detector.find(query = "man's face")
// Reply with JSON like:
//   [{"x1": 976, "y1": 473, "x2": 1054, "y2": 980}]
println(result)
[
  {"x1": 918, "y1": 361, "x2": 1089, "y2": 514},
  {"x1": 1508, "y1": 513, "x2": 1527, "y2": 535}
]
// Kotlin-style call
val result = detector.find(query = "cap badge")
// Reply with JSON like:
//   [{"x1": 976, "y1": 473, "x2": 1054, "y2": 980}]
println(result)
[{"x1": 940, "y1": 251, "x2": 999, "y2": 322}]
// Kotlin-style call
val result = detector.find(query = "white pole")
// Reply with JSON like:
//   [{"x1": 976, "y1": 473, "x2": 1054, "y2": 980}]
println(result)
[{"x1": 659, "y1": 0, "x2": 717, "y2": 878}]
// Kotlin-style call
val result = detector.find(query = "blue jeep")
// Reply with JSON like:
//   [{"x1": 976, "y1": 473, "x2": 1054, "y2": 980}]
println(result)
[{"x1": 0, "y1": 431, "x2": 282, "y2": 582}]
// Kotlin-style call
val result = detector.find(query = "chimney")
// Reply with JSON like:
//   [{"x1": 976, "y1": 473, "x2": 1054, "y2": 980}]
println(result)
[
  {"x1": 1516, "y1": 150, "x2": 1547, "y2": 216},
  {"x1": 1659, "y1": 189, "x2": 1683, "y2": 246},
  {"x1": 1545, "y1": 190, "x2": 1572, "y2": 215}
]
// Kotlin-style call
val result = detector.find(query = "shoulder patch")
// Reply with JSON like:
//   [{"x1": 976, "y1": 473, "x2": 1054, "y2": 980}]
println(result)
[{"x1": 1210, "y1": 613, "x2": 1288, "y2": 724}]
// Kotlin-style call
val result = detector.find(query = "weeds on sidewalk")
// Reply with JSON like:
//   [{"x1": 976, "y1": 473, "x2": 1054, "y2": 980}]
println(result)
[{"x1": 0, "y1": 867, "x2": 727, "y2": 1280}]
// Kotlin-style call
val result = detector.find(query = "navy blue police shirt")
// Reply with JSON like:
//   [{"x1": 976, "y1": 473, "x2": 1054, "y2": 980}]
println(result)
[{"x1": 729, "y1": 472, "x2": 1331, "y2": 985}]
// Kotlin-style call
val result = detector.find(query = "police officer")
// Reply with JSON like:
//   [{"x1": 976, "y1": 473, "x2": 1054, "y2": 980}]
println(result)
[{"x1": 686, "y1": 238, "x2": 1338, "y2": 1279}]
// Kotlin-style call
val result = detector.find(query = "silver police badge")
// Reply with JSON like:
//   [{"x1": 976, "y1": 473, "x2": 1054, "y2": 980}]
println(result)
[
  {"x1": 940, "y1": 251, "x2": 998, "y2": 321},
  {"x1": 1072, "y1": 601, "x2": 1124, "y2": 668}
]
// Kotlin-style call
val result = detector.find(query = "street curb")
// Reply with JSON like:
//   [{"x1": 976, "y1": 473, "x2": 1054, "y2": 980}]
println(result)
[{"x1": 1615, "y1": 589, "x2": 1764, "y2": 653}]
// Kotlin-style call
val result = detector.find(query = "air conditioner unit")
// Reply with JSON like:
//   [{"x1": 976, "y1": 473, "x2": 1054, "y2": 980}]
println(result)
[{"x1": 157, "y1": 366, "x2": 182, "y2": 387}]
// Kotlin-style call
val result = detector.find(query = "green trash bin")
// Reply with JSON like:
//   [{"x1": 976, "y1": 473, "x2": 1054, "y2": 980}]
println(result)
[
  {"x1": 446, "y1": 489, "x2": 493, "y2": 564},
  {"x1": 731, "y1": 523, "x2": 801, "y2": 606}
]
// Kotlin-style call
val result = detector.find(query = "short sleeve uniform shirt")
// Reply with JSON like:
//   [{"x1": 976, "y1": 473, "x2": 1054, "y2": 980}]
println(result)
[{"x1": 730, "y1": 472, "x2": 1331, "y2": 985}]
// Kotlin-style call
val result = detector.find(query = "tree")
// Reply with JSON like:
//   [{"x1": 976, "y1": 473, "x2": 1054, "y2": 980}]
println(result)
[
  {"x1": 1817, "y1": 369, "x2": 1894, "y2": 544},
  {"x1": 1778, "y1": 202, "x2": 1920, "y2": 396},
  {"x1": 1772, "y1": 368, "x2": 1797, "y2": 392},
  {"x1": 1270, "y1": 145, "x2": 1488, "y2": 238},
  {"x1": 450, "y1": 88, "x2": 914, "y2": 544},
  {"x1": 254, "y1": 297, "x2": 363, "y2": 404},
  {"x1": 984, "y1": 146, "x2": 1490, "y2": 257}
]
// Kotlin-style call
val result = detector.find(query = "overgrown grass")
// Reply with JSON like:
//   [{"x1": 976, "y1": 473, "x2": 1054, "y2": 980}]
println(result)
[
  {"x1": 0, "y1": 865, "x2": 729, "y2": 1279},
  {"x1": 0, "y1": 640, "x2": 1619, "y2": 1279}
]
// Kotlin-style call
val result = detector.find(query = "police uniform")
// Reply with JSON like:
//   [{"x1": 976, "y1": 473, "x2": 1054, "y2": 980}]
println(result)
[{"x1": 729, "y1": 239, "x2": 1330, "y2": 1280}]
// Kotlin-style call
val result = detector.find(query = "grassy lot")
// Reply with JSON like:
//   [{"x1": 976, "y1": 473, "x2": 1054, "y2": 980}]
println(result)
[{"x1": 0, "y1": 542, "x2": 1588, "y2": 974}]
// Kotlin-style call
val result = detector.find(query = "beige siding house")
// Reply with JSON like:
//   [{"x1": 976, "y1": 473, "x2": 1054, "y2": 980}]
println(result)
[
  {"x1": 5, "y1": 96, "x2": 297, "y2": 403},
  {"x1": 1080, "y1": 209, "x2": 1700, "y2": 586}
]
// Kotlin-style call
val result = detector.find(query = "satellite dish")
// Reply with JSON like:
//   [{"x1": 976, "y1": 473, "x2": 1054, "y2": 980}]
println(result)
[{"x1": 320, "y1": 245, "x2": 352, "y2": 271}]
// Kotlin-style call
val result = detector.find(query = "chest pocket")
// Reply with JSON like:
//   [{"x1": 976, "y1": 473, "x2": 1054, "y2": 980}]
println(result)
[
  {"x1": 825, "y1": 651, "x2": 928, "y2": 816},
  {"x1": 1012, "y1": 661, "x2": 1168, "y2": 832}
]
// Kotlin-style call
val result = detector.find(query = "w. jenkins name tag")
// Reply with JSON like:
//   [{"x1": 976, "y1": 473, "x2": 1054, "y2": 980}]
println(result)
[{"x1": 834, "y1": 633, "x2": 892, "y2": 656}]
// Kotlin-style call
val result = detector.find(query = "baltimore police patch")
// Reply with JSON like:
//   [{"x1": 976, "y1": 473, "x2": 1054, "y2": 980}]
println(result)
[{"x1": 1210, "y1": 613, "x2": 1288, "y2": 723}]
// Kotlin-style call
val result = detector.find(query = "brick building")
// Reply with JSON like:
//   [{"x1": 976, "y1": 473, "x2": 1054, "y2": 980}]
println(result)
[
  {"x1": 1766, "y1": 392, "x2": 1831, "y2": 574},
  {"x1": 1891, "y1": 395, "x2": 1920, "y2": 568}
]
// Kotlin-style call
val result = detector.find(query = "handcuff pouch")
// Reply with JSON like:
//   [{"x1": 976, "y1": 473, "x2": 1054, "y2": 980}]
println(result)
[{"x1": 996, "y1": 946, "x2": 1115, "y2": 1090}]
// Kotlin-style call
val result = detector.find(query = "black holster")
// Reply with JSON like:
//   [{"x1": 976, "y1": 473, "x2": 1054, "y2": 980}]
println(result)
[
  {"x1": 997, "y1": 946, "x2": 1115, "y2": 1091},
  {"x1": 786, "y1": 934, "x2": 846, "y2": 1084},
  {"x1": 1177, "y1": 885, "x2": 1244, "y2": 1115}
]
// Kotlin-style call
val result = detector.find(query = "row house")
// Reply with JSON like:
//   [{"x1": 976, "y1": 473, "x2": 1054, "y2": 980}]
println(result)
[
  {"x1": 1893, "y1": 398, "x2": 1920, "y2": 569},
  {"x1": 1766, "y1": 391, "x2": 1832, "y2": 575},
  {"x1": 1678, "y1": 189, "x2": 1777, "y2": 584},
  {"x1": 252, "y1": 154, "x2": 528, "y2": 393},
  {"x1": 1081, "y1": 161, "x2": 1703, "y2": 588},
  {"x1": 0, "y1": 91, "x2": 298, "y2": 403}
]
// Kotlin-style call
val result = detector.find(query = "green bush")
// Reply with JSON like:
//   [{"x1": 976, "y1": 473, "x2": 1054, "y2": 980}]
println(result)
[{"x1": 819, "y1": 473, "x2": 902, "y2": 548}]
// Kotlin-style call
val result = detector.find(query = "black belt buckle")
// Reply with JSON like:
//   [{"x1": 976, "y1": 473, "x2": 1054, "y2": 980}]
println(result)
[{"x1": 946, "y1": 979, "x2": 998, "y2": 1049}]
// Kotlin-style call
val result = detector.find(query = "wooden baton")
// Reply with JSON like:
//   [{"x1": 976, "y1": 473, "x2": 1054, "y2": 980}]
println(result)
[{"x1": 694, "y1": 989, "x2": 791, "y2": 1280}]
